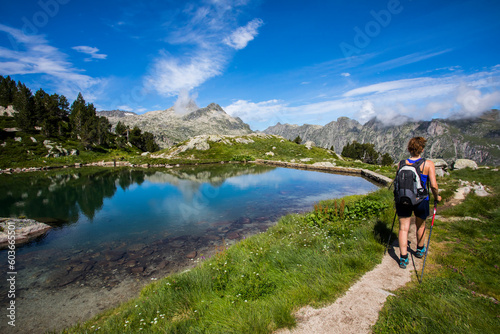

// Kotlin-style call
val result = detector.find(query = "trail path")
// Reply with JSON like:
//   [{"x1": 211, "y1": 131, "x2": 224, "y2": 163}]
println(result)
[{"x1": 276, "y1": 218, "x2": 425, "y2": 334}]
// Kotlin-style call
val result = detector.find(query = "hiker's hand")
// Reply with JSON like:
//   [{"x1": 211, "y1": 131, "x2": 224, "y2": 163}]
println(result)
[{"x1": 436, "y1": 195, "x2": 442, "y2": 203}]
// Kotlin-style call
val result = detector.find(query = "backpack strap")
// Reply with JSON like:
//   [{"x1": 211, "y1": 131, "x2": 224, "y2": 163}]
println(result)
[
  {"x1": 412, "y1": 158, "x2": 426, "y2": 175},
  {"x1": 398, "y1": 160, "x2": 406, "y2": 170},
  {"x1": 412, "y1": 158, "x2": 428, "y2": 190}
]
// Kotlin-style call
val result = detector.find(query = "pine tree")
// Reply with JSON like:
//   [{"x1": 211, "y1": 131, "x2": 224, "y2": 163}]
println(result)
[
  {"x1": 0, "y1": 76, "x2": 17, "y2": 107},
  {"x1": 69, "y1": 92, "x2": 87, "y2": 138},
  {"x1": 13, "y1": 82, "x2": 35, "y2": 132},
  {"x1": 143, "y1": 132, "x2": 159, "y2": 152},
  {"x1": 115, "y1": 121, "x2": 127, "y2": 136},
  {"x1": 293, "y1": 135, "x2": 302, "y2": 144},
  {"x1": 381, "y1": 153, "x2": 394, "y2": 166},
  {"x1": 33, "y1": 88, "x2": 49, "y2": 125}
]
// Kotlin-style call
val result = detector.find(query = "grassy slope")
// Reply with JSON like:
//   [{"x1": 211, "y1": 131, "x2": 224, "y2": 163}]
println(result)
[
  {"x1": 61, "y1": 190, "x2": 396, "y2": 333},
  {"x1": 373, "y1": 168, "x2": 500, "y2": 334}
]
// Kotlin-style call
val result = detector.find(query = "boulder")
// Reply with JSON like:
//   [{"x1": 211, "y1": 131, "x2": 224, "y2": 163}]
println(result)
[
  {"x1": 265, "y1": 151, "x2": 275, "y2": 156},
  {"x1": 453, "y1": 159, "x2": 478, "y2": 170},
  {"x1": 430, "y1": 159, "x2": 448, "y2": 170},
  {"x1": 304, "y1": 141, "x2": 315, "y2": 150},
  {"x1": 435, "y1": 168, "x2": 446, "y2": 177}
]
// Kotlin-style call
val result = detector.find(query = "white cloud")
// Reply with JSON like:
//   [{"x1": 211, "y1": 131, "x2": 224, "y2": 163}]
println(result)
[
  {"x1": 343, "y1": 77, "x2": 435, "y2": 97},
  {"x1": 72, "y1": 45, "x2": 107, "y2": 61},
  {"x1": 455, "y1": 83, "x2": 500, "y2": 117},
  {"x1": 356, "y1": 101, "x2": 375, "y2": 124},
  {"x1": 230, "y1": 66, "x2": 500, "y2": 129},
  {"x1": 224, "y1": 99, "x2": 288, "y2": 127},
  {"x1": 145, "y1": 3, "x2": 263, "y2": 98},
  {"x1": 368, "y1": 49, "x2": 452, "y2": 72},
  {"x1": 0, "y1": 23, "x2": 102, "y2": 100},
  {"x1": 145, "y1": 50, "x2": 225, "y2": 96},
  {"x1": 117, "y1": 105, "x2": 133, "y2": 111},
  {"x1": 341, "y1": 72, "x2": 351, "y2": 77},
  {"x1": 223, "y1": 18, "x2": 264, "y2": 50}
]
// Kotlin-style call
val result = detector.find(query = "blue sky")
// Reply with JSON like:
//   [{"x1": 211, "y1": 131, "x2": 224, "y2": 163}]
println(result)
[{"x1": 1, "y1": 0, "x2": 499, "y2": 130}]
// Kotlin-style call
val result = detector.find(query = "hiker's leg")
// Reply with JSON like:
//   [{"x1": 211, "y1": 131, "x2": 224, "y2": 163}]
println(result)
[
  {"x1": 414, "y1": 200, "x2": 430, "y2": 248},
  {"x1": 398, "y1": 217, "x2": 411, "y2": 256},
  {"x1": 416, "y1": 217, "x2": 426, "y2": 248}
]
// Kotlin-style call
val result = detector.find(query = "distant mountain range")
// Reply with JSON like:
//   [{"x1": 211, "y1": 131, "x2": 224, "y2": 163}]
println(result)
[
  {"x1": 98, "y1": 103, "x2": 499, "y2": 165},
  {"x1": 263, "y1": 110, "x2": 500, "y2": 165},
  {"x1": 98, "y1": 103, "x2": 252, "y2": 148}
]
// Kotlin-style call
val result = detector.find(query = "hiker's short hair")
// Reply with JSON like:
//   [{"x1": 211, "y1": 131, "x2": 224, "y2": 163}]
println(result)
[{"x1": 408, "y1": 137, "x2": 427, "y2": 156}]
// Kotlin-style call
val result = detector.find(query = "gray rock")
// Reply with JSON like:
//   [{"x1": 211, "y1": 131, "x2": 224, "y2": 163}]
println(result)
[
  {"x1": 453, "y1": 159, "x2": 478, "y2": 170},
  {"x1": 304, "y1": 141, "x2": 315, "y2": 149},
  {"x1": 430, "y1": 159, "x2": 448, "y2": 170},
  {"x1": 435, "y1": 168, "x2": 447, "y2": 177},
  {"x1": 312, "y1": 161, "x2": 336, "y2": 168}
]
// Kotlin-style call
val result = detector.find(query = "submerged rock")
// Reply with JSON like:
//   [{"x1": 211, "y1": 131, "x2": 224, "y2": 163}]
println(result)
[{"x1": 186, "y1": 251, "x2": 197, "y2": 259}]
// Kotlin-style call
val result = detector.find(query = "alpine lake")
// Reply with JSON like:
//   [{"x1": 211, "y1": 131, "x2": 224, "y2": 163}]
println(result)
[{"x1": 0, "y1": 163, "x2": 379, "y2": 333}]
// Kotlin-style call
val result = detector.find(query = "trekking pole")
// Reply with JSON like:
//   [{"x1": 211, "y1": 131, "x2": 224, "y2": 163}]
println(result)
[
  {"x1": 385, "y1": 212, "x2": 397, "y2": 255},
  {"x1": 420, "y1": 201, "x2": 438, "y2": 283}
]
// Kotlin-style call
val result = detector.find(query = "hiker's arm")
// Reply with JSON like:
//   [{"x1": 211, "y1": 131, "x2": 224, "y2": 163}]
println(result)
[{"x1": 428, "y1": 162, "x2": 442, "y2": 202}]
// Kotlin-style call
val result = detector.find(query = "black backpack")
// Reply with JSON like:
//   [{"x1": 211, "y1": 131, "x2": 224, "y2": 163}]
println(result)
[{"x1": 394, "y1": 159, "x2": 428, "y2": 206}]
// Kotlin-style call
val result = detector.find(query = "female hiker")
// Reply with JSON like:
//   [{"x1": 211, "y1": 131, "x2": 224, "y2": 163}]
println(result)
[{"x1": 396, "y1": 136, "x2": 441, "y2": 269}]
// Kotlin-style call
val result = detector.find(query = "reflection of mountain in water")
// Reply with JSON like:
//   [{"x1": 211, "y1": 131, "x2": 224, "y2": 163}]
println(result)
[
  {"x1": 0, "y1": 165, "x2": 276, "y2": 225},
  {"x1": 146, "y1": 164, "x2": 275, "y2": 186}
]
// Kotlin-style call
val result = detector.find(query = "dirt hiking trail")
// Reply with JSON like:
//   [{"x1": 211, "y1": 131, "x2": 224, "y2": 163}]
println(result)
[{"x1": 276, "y1": 217, "x2": 427, "y2": 334}]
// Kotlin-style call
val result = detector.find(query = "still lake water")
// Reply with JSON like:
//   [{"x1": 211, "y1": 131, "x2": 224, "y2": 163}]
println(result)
[{"x1": 0, "y1": 164, "x2": 378, "y2": 333}]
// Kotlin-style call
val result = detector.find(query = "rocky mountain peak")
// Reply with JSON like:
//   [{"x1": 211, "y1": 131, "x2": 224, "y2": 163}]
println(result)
[
  {"x1": 99, "y1": 103, "x2": 253, "y2": 148},
  {"x1": 263, "y1": 110, "x2": 500, "y2": 165},
  {"x1": 97, "y1": 109, "x2": 137, "y2": 118}
]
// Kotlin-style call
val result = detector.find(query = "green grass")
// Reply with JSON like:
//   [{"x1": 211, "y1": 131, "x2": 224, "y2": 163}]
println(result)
[
  {"x1": 372, "y1": 168, "x2": 500, "y2": 334},
  {"x1": 159, "y1": 135, "x2": 338, "y2": 163},
  {"x1": 62, "y1": 189, "x2": 395, "y2": 333}
]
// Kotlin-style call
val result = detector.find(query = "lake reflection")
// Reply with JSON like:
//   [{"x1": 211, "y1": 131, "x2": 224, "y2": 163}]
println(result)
[{"x1": 0, "y1": 164, "x2": 378, "y2": 333}]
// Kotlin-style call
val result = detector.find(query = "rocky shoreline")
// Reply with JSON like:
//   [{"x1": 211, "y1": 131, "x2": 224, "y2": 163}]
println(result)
[
  {"x1": 0, "y1": 218, "x2": 52, "y2": 249},
  {"x1": 254, "y1": 159, "x2": 393, "y2": 186},
  {"x1": 0, "y1": 160, "x2": 244, "y2": 174}
]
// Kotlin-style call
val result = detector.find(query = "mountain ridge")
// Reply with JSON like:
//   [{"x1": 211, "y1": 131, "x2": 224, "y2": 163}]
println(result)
[
  {"x1": 98, "y1": 103, "x2": 253, "y2": 148},
  {"x1": 263, "y1": 110, "x2": 500, "y2": 165}
]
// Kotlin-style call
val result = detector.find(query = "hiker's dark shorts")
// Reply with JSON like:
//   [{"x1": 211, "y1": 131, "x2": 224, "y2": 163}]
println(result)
[{"x1": 396, "y1": 199, "x2": 430, "y2": 220}]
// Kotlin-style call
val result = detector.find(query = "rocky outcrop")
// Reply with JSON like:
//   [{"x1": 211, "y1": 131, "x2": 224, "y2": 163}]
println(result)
[
  {"x1": 97, "y1": 109, "x2": 138, "y2": 118},
  {"x1": 264, "y1": 110, "x2": 500, "y2": 166},
  {"x1": 453, "y1": 180, "x2": 490, "y2": 200},
  {"x1": 453, "y1": 159, "x2": 478, "y2": 170},
  {"x1": 98, "y1": 103, "x2": 253, "y2": 149},
  {"x1": 0, "y1": 218, "x2": 52, "y2": 249}
]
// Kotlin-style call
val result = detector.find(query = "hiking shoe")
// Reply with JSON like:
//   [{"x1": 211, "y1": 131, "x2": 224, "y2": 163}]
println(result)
[
  {"x1": 399, "y1": 257, "x2": 409, "y2": 269},
  {"x1": 415, "y1": 247, "x2": 426, "y2": 258}
]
